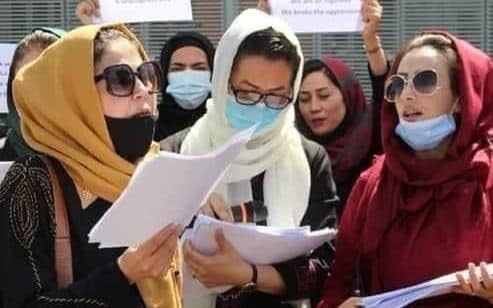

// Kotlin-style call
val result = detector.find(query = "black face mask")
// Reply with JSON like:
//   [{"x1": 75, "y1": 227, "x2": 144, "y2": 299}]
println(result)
[{"x1": 105, "y1": 115, "x2": 156, "y2": 163}]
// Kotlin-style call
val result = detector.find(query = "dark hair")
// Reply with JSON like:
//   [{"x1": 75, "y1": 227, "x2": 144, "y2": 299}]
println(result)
[
  {"x1": 93, "y1": 28, "x2": 139, "y2": 64},
  {"x1": 232, "y1": 28, "x2": 300, "y2": 84},
  {"x1": 389, "y1": 33, "x2": 459, "y2": 97},
  {"x1": 302, "y1": 59, "x2": 340, "y2": 91}
]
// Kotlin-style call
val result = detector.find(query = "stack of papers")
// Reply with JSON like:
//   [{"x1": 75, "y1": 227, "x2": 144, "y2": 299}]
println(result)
[
  {"x1": 361, "y1": 263, "x2": 493, "y2": 308},
  {"x1": 189, "y1": 214, "x2": 336, "y2": 265},
  {"x1": 182, "y1": 215, "x2": 337, "y2": 308},
  {"x1": 88, "y1": 127, "x2": 255, "y2": 248}
]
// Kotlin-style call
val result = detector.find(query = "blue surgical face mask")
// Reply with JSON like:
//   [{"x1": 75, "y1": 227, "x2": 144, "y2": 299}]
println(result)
[
  {"x1": 224, "y1": 95, "x2": 282, "y2": 133},
  {"x1": 395, "y1": 114, "x2": 457, "y2": 151},
  {"x1": 166, "y1": 70, "x2": 212, "y2": 110}
]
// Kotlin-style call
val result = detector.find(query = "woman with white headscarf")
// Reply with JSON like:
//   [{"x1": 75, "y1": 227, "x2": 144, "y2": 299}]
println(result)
[{"x1": 163, "y1": 9, "x2": 338, "y2": 308}]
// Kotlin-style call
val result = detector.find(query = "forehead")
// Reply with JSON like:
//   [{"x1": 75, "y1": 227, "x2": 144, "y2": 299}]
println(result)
[
  {"x1": 301, "y1": 70, "x2": 336, "y2": 89},
  {"x1": 96, "y1": 38, "x2": 143, "y2": 71},
  {"x1": 398, "y1": 46, "x2": 449, "y2": 75},
  {"x1": 170, "y1": 46, "x2": 207, "y2": 62}
]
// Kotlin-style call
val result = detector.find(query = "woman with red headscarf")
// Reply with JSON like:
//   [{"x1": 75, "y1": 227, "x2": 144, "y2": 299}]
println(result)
[
  {"x1": 317, "y1": 31, "x2": 493, "y2": 307},
  {"x1": 295, "y1": 0, "x2": 388, "y2": 215}
]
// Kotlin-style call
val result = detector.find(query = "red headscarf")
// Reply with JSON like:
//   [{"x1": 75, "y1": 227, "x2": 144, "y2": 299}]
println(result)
[
  {"x1": 318, "y1": 31, "x2": 493, "y2": 307},
  {"x1": 295, "y1": 56, "x2": 374, "y2": 189}
]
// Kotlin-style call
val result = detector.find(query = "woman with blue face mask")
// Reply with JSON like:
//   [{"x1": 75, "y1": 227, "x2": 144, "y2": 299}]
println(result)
[
  {"x1": 154, "y1": 32, "x2": 215, "y2": 141},
  {"x1": 163, "y1": 9, "x2": 339, "y2": 308},
  {"x1": 318, "y1": 32, "x2": 493, "y2": 308}
]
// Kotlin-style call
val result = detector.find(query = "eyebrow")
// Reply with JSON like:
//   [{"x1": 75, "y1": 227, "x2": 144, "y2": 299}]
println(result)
[
  {"x1": 170, "y1": 61, "x2": 208, "y2": 67},
  {"x1": 239, "y1": 80, "x2": 286, "y2": 92}
]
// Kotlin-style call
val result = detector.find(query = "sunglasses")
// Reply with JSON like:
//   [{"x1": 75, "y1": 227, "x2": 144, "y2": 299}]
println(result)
[
  {"x1": 94, "y1": 61, "x2": 162, "y2": 97},
  {"x1": 384, "y1": 69, "x2": 443, "y2": 103}
]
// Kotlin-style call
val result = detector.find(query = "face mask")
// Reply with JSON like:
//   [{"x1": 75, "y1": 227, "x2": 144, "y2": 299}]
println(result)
[
  {"x1": 105, "y1": 115, "x2": 156, "y2": 163},
  {"x1": 224, "y1": 95, "x2": 282, "y2": 133},
  {"x1": 395, "y1": 114, "x2": 456, "y2": 151},
  {"x1": 166, "y1": 70, "x2": 211, "y2": 110}
]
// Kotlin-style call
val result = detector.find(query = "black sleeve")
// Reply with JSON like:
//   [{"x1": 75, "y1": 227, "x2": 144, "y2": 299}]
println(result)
[
  {"x1": 159, "y1": 128, "x2": 191, "y2": 153},
  {"x1": 368, "y1": 61, "x2": 389, "y2": 155},
  {"x1": 272, "y1": 138, "x2": 338, "y2": 303},
  {"x1": 1, "y1": 156, "x2": 142, "y2": 308}
]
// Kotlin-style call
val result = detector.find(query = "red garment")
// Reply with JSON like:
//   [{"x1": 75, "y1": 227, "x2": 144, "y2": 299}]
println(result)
[
  {"x1": 295, "y1": 57, "x2": 372, "y2": 185},
  {"x1": 317, "y1": 32, "x2": 493, "y2": 307}
]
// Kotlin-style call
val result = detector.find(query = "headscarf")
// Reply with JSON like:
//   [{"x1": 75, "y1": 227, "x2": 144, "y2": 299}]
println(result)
[
  {"x1": 295, "y1": 56, "x2": 373, "y2": 190},
  {"x1": 13, "y1": 24, "x2": 149, "y2": 203},
  {"x1": 13, "y1": 23, "x2": 182, "y2": 308},
  {"x1": 6, "y1": 27, "x2": 64, "y2": 158},
  {"x1": 155, "y1": 32, "x2": 215, "y2": 141},
  {"x1": 180, "y1": 9, "x2": 310, "y2": 228}
]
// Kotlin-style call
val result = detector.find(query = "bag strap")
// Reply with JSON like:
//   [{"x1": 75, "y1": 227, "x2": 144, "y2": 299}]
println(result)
[{"x1": 39, "y1": 155, "x2": 73, "y2": 288}]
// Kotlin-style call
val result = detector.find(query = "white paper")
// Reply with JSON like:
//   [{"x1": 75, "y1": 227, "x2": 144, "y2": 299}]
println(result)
[
  {"x1": 183, "y1": 215, "x2": 336, "y2": 308},
  {"x1": 0, "y1": 161, "x2": 13, "y2": 182},
  {"x1": 270, "y1": 0, "x2": 364, "y2": 33},
  {"x1": 96, "y1": 0, "x2": 193, "y2": 24},
  {"x1": 88, "y1": 127, "x2": 255, "y2": 248},
  {"x1": 0, "y1": 44, "x2": 16, "y2": 113},
  {"x1": 361, "y1": 263, "x2": 493, "y2": 308},
  {"x1": 190, "y1": 215, "x2": 336, "y2": 265}
]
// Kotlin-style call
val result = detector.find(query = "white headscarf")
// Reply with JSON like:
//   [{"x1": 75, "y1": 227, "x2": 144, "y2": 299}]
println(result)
[{"x1": 181, "y1": 9, "x2": 310, "y2": 228}]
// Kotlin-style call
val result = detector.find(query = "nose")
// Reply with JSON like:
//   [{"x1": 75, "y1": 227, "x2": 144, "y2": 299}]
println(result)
[
  {"x1": 309, "y1": 97, "x2": 322, "y2": 113},
  {"x1": 398, "y1": 80, "x2": 416, "y2": 103},
  {"x1": 132, "y1": 77, "x2": 153, "y2": 101}
]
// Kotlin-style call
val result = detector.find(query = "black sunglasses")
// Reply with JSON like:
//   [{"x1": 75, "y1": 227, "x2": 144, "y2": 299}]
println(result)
[
  {"x1": 384, "y1": 69, "x2": 444, "y2": 103},
  {"x1": 94, "y1": 61, "x2": 162, "y2": 97},
  {"x1": 230, "y1": 85, "x2": 292, "y2": 110}
]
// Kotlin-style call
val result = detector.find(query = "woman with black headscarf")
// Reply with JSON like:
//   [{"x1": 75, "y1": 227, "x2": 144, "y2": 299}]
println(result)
[{"x1": 155, "y1": 32, "x2": 215, "y2": 141}]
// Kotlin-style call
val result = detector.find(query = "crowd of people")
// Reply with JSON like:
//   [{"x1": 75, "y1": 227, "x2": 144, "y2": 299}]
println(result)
[{"x1": 0, "y1": 0, "x2": 492, "y2": 307}]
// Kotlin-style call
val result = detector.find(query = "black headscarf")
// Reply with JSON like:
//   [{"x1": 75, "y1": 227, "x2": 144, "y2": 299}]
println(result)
[{"x1": 155, "y1": 31, "x2": 215, "y2": 141}]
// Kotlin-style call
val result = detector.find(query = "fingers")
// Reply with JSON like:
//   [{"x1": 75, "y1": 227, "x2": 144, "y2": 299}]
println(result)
[
  {"x1": 199, "y1": 203, "x2": 215, "y2": 217},
  {"x1": 140, "y1": 223, "x2": 179, "y2": 256},
  {"x1": 146, "y1": 232, "x2": 179, "y2": 277},
  {"x1": 455, "y1": 273, "x2": 473, "y2": 294},
  {"x1": 468, "y1": 262, "x2": 482, "y2": 291},
  {"x1": 209, "y1": 194, "x2": 233, "y2": 222},
  {"x1": 214, "y1": 228, "x2": 232, "y2": 252}
]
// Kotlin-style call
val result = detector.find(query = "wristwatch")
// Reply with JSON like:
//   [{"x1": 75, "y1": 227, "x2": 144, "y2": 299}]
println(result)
[{"x1": 239, "y1": 264, "x2": 258, "y2": 292}]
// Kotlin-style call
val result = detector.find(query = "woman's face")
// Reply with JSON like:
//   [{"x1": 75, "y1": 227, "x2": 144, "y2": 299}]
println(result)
[
  {"x1": 168, "y1": 46, "x2": 209, "y2": 73},
  {"x1": 229, "y1": 55, "x2": 293, "y2": 103},
  {"x1": 393, "y1": 46, "x2": 458, "y2": 122},
  {"x1": 298, "y1": 70, "x2": 346, "y2": 136},
  {"x1": 95, "y1": 38, "x2": 157, "y2": 119}
]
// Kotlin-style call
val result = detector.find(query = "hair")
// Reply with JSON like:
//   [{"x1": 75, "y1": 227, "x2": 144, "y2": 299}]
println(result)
[
  {"x1": 232, "y1": 28, "x2": 300, "y2": 84},
  {"x1": 93, "y1": 28, "x2": 140, "y2": 65},
  {"x1": 11, "y1": 30, "x2": 59, "y2": 72},
  {"x1": 389, "y1": 33, "x2": 459, "y2": 97},
  {"x1": 301, "y1": 59, "x2": 341, "y2": 91}
]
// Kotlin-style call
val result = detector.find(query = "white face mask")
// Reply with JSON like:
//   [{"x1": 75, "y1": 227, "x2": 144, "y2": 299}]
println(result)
[{"x1": 166, "y1": 70, "x2": 212, "y2": 110}]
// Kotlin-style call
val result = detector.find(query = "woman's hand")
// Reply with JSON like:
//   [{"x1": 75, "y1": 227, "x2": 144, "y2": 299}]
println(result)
[
  {"x1": 118, "y1": 223, "x2": 181, "y2": 284},
  {"x1": 199, "y1": 193, "x2": 234, "y2": 223},
  {"x1": 75, "y1": 0, "x2": 100, "y2": 25},
  {"x1": 337, "y1": 297, "x2": 362, "y2": 308},
  {"x1": 453, "y1": 262, "x2": 493, "y2": 303},
  {"x1": 183, "y1": 229, "x2": 252, "y2": 288},
  {"x1": 361, "y1": 0, "x2": 382, "y2": 41}
]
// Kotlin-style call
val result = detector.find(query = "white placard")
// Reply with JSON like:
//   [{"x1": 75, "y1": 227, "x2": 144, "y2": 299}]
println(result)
[
  {"x1": 0, "y1": 44, "x2": 16, "y2": 114},
  {"x1": 270, "y1": 0, "x2": 364, "y2": 33},
  {"x1": 96, "y1": 0, "x2": 193, "y2": 24}
]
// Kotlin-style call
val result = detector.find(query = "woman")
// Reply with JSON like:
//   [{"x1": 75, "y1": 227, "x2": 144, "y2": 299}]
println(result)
[
  {"x1": 295, "y1": 0, "x2": 388, "y2": 214},
  {"x1": 0, "y1": 28, "x2": 62, "y2": 161},
  {"x1": 173, "y1": 9, "x2": 338, "y2": 308},
  {"x1": 1, "y1": 24, "x2": 182, "y2": 307},
  {"x1": 155, "y1": 31, "x2": 215, "y2": 141},
  {"x1": 317, "y1": 31, "x2": 493, "y2": 307}
]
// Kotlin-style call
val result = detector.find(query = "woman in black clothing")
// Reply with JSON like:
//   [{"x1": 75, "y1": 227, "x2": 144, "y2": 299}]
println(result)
[
  {"x1": 1, "y1": 24, "x2": 182, "y2": 308},
  {"x1": 163, "y1": 8, "x2": 339, "y2": 308},
  {"x1": 154, "y1": 32, "x2": 215, "y2": 141}
]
